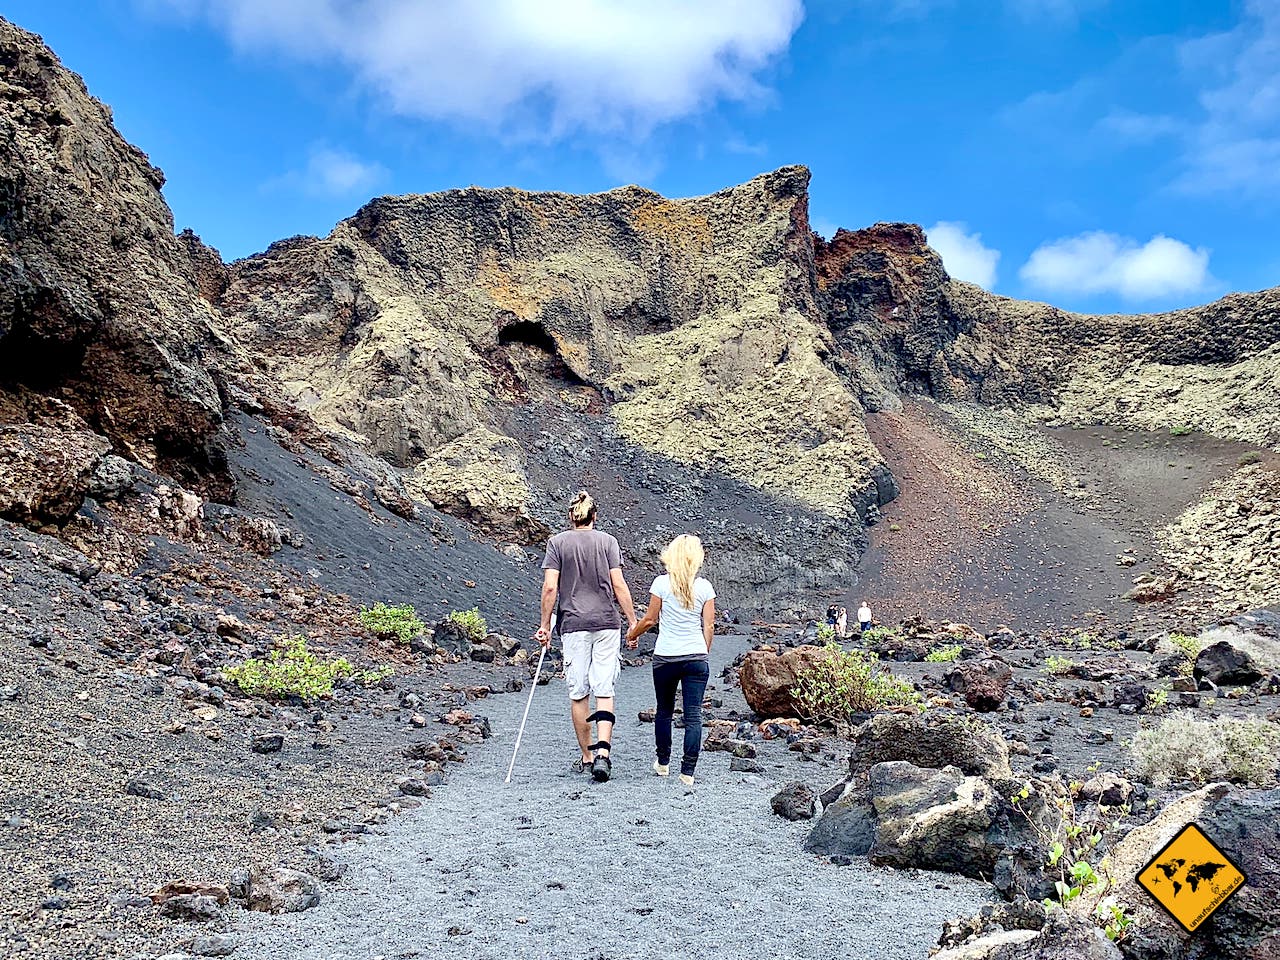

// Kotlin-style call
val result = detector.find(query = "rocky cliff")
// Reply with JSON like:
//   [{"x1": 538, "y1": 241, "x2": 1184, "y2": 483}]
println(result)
[
  {"x1": 0, "y1": 20, "x2": 236, "y2": 498},
  {"x1": 817, "y1": 223, "x2": 1280, "y2": 447},
  {"x1": 219, "y1": 167, "x2": 886, "y2": 530}
]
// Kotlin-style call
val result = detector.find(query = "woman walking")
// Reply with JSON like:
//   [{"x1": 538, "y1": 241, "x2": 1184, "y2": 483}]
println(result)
[{"x1": 626, "y1": 534, "x2": 716, "y2": 786}]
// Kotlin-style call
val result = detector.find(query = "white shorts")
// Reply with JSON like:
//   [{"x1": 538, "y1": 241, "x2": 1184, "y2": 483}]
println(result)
[{"x1": 562, "y1": 629, "x2": 621, "y2": 700}]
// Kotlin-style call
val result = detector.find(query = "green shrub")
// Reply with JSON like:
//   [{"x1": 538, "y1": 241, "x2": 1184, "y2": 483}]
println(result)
[
  {"x1": 1043, "y1": 655, "x2": 1076, "y2": 675},
  {"x1": 1237, "y1": 451, "x2": 1263, "y2": 467},
  {"x1": 446, "y1": 607, "x2": 488, "y2": 643},
  {"x1": 1169, "y1": 424, "x2": 1194, "y2": 436},
  {"x1": 888, "y1": 523, "x2": 902, "y2": 532},
  {"x1": 360, "y1": 602, "x2": 426, "y2": 644},
  {"x1": 860, "y1": 626, "x2": 900, "y2": 643},
  {"x1": 1145, "y1": 686, "x2": 1169, "y2": 711},
  {"x1": 815, "y1": 624, "x2": 836, "y2": 643},
  {"x1": 925, "y1": 644, "x2": 962, "y2": 663},
  {"x1": 1168, "y1": 632, "x2": 1202, "y2": 676},
  {"x1": 1132, "y1": 714, "x2": 1280, "y2": 787},
  {"x1": 224, "y1": 637, "x2": 354, "y2": 701},
  {"x1": 791, "y1": 643, "x2": 921, "y2": 721}
]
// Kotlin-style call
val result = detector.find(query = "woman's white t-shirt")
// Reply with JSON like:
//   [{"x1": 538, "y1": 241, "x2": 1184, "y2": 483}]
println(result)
[{"x1": 650, "y1": 574, "x2": 716, "y2": 657}]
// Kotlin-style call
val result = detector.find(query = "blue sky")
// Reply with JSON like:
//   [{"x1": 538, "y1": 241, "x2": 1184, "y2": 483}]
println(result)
[{"x1": 6, "y1": 0, "x2": 1277, "y2": 313}]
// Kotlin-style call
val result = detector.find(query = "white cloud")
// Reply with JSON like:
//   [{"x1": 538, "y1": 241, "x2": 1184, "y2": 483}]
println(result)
[
  {"x1": 1174, "y1": 0, "x2": 1280, "y2": 195},
  {"x1": 1033, "y1": 1, "x2": 1280, "y2": 198},
  {"x1": 267, "y1": 145, "x2": 387, "y2": 198},
  {"x1": 157, "y1": 0, "x2": 804, "y2": 139},
  {"x1": 1020, "y1": 232, "x2": 1212, "y2": 301},
  {"x1": 925, "y1": 221, "x2": 1000, "y2": 289}
]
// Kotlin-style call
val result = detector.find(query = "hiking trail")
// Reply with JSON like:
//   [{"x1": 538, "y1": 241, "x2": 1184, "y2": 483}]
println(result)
[{"x1": 237, "y1": 637, "x2": 991, "y2": 959}]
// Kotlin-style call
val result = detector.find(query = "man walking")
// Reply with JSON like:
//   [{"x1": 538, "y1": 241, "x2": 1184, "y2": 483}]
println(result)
[
  {"x1": 857, "y1": 599, "x2": 874, "y2": 633},
  {"x1": 535, "y1": 490, "x2": 636, "y2": 782}
]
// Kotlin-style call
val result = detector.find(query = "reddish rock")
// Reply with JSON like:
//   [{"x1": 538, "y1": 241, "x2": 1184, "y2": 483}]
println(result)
[
  {"x1": 739, "y1": 645, "x2": 828, "y2": 719},
  {"x1": 0, "y1": 423, "x2": 109, "y2": 527},
  {"x1": 944, "y1": 659, "x2": 1012, "y2": 712}
]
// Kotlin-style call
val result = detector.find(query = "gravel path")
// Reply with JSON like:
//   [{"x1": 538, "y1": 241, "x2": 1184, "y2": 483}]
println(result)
[{"x1": 238, "y1": 638, "x2": 992, "y2": 960}]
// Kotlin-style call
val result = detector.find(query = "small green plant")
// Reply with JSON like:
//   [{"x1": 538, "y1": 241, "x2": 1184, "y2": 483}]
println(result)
[
  {"x1": 1098, "y1": 901, "x2": 1134, "y2": 942},
  {"x1": 1131, "y1": 713, "x2": 1280, "y2": 787},
  {"x1": 815, "y1": 624, "x2": 836, "y2": 643},
  {"x1": 1169, "y1": 424, "x2": 1194, "y2": 436},
  {"x1": 1145, "y1": 686, "x2": 1169, "y2": 711},
  {"x1": 791, "y1": 643, "x2": 921, "y2": 721},
  {"x1": 1168, "y1": 632, "x2": 1202, "y2": 676},
  {"x1": 445, "y1": 607, "x2": 488, "y2": 643},
  {"x1": 1237, "y1": 451, "x2": 1263, "y2": 467},
  {"x1": 359, "y1": 602, "x2": 426, "y2": 644},
  {"x1": 356, "y1": 665, "x2": 396, "y2": 686},
  {"x1": 888, "y1": 523, "x2": 902, "y2": 532},
  {"x1": 860, "y1": 625, "x2": 900, "y2": 643},
  {"x1": 925, "y1": 644, "x2": 963, "y2": 663},
  {"x1": 224, "y1": 637, "x2": 355, "y2": 701},
  {"x1": 1010, "y1": 781, "x2": 1132, "y2": 941},
  {"x1": 1042, "y1": 655, "x2": 1076, "y2": 675}
]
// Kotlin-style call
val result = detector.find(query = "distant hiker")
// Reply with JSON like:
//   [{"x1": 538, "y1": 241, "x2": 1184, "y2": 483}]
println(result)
[
  {"x1": 825, "y1": 604, "x2": 838, "y2": 634},
  {"x1": 535, "y1": 490, "x2": 637, "y2": 782},
  {"x1": 626, "y1": 534, "x2": 716, "y2": 786},
  {"x1": 836, "y1": 606, "x2": 848, "y2": 639},
  {"x1": 858, "y1": 600, "x2": 873, "y2": 633}
]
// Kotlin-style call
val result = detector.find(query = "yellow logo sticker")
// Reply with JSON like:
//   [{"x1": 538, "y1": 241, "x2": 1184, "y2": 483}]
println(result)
[{"x1": 1136, "y1": 823, "x2": 1246, "y2": 934}]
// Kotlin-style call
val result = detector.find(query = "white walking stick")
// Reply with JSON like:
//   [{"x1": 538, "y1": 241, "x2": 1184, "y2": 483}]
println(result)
[{"x1": 505, "y1": 636, "x2": 550, "y2": 784}]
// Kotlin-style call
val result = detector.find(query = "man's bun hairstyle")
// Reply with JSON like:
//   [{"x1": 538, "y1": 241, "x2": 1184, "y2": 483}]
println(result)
[{"x1": 569, "y1": 490, "x2": 597, "y2": 526}]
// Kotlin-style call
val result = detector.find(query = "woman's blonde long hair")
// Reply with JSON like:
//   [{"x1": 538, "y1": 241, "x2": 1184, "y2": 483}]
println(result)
[{"x1": 661, "y1": 534, "x2": 705, "y2": 609}]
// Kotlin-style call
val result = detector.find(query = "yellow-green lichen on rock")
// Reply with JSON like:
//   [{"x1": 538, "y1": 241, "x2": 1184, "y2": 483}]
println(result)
[
  {"x1": 610, "y1": 301, "x2": 879, "y2": 515},
  {"x1": 1050, "y1": 345, "x2": 1280, "y2": 450},
  {"x1": 407, "y1": 427, "x2": 548, "y2": 543}
]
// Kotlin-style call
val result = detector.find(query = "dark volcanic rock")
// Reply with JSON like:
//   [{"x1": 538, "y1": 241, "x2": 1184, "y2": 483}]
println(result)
[
  {"x1": 770, "y1": 782, "x2": 818, "y2": 821},
  {"x1": 0, "y1": 20, "x2": 232, "y2": 492},
  {"x1": 945, "y1": 659, "x2": 1012, "y2": 712},
  {"x1": 251, "y1": 734, "x2": 284, "y2": 754},
  {"x1": 866, "y1": 761, "x2": 1002, "y2": 879},
  {"x1": 1195, "y1": 639, "x2": 1264, "y2": 686},
  {"x1": 848, "y1": 712, "x2": 1012, "y2": 780}
]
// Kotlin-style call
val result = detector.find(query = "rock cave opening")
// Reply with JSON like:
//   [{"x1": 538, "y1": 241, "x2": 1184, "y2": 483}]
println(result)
[{"x1": 497, "y1": 319, "x2": 588, "y2": 387}]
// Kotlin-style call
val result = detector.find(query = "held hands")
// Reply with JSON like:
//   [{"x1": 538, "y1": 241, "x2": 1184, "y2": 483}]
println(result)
[{"x1": 624, "y1": 619, "x2": 639, "y2": 649}]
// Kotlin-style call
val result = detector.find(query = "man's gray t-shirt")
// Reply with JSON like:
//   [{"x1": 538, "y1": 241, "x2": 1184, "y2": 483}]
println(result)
[{"x1": 542, "y1": 528, "x2": 622, "y2": 634}]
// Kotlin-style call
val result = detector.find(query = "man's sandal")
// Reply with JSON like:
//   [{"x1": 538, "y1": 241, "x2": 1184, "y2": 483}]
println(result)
[{"x1": 587, "y1": 710, "x2": 615, "y2": 782}]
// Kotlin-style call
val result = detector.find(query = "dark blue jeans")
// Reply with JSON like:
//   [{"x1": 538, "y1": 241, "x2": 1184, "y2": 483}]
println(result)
[{"x1": 653, "y1": 658, "x2": 711, "y2": 776}]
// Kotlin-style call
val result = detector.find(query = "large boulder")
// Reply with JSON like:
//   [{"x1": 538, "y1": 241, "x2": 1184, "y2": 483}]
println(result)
[
  {"x1": 0, "y1": 423, "x2": 109, "y2": 526},
  {"x1": 945, "y1": 659, "x2": 1013, "y2": 712},
  {"x1": 1071, "y1": 783, "x2": 1280, "y2": 959},
  {"x1": 805, "y1": 779, "x2": 877, "y2": 858},
  {"x1": 1194, "y1": 640, "x2": 1264, "y2": 686},
  {"x1": 867, "y1": 761, "x2": 1003, "y2": 878},
  {"x1": 848, "y1": 711, "x2": 1012, "y2": 780},
  {"x1": 739, "y1": 645, "x2": 828, "y2": 718}
]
